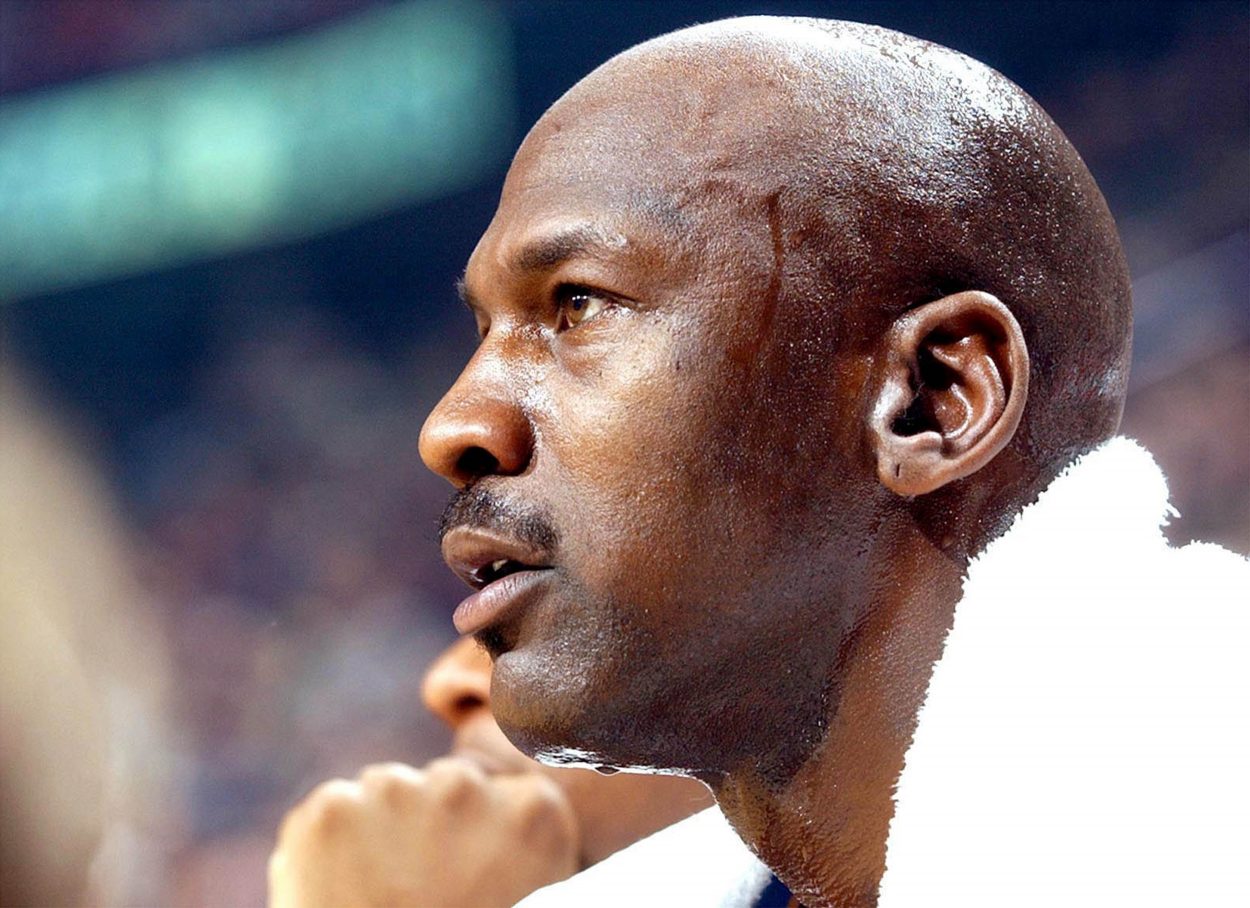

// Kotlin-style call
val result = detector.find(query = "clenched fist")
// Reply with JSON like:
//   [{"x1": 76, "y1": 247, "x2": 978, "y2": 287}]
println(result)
[{"x1": 268, "y1": 759, "x2": 580, "y2": 908}]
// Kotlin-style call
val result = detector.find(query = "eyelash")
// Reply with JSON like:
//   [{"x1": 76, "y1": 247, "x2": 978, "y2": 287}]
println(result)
[
  {"x1": 554, "y1": 284, "x2": 612, "y2": 332},
  {"x1": 471, "y1": 284, "x2": 618, "y2": 340}
]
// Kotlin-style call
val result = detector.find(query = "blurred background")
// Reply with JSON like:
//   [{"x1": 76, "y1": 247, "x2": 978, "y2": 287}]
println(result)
[{"x1": 1, "y1": 1, "x2": 1246, "y2": 904}]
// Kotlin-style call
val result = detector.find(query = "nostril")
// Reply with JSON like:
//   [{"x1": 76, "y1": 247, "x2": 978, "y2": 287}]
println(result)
[
  {"x1": 456, "y1": 446, "x2": 499, "y2": 482},
  {"x1": 452, "y1": 693, "x2": 485, "y2": 718}
]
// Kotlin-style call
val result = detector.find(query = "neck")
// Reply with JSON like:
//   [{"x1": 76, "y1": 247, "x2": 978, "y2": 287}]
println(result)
[{"x1": 713, "y1": 526, "x2": 965, "y2": 908}]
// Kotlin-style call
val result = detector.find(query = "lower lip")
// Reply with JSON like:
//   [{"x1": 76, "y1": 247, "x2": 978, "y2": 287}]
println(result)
[{"x1": 453, "y1": 569, "x2": 554, "y2": 635}]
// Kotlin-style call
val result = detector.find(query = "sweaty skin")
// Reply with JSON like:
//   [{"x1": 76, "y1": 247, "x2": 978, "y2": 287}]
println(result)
[{"x1": 420, "y1": 17, "x2": 1130, "y2": 907}]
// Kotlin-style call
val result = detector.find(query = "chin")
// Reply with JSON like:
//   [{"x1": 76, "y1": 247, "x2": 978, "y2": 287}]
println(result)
[
  {"x1": 489, "y1": 643, "x2": 719, "y2": 776},
  {"x1": 488, "y1": 645, "x2": 602, "y2": 757},
  {"x1": 480, "y1": 588, "x2": 646, "y2": 761}
]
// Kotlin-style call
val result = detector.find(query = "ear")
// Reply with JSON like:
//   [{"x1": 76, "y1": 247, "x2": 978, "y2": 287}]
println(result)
[{"x1": 868, "y1": 290, "x2": 1028, "y2": 497}]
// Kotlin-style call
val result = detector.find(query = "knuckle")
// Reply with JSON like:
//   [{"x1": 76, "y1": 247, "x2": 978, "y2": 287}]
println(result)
[
  {"x1": 311, "y1": 777, "x2": 362, "y2": 806},
  {"x1": 508, "y1": 776, "x2": 577, "y2": 841},
  {"x1": 298, "y1": 778, "x2": 362, "y2": 837},
  {"x1": 513, "y1": 774, "x2": 564, "y2": 810},
  {"x1": 359, "y1": 761, "x2": 420, "y2": 788},
  {"x1": 359, "y1": 762, "x2": 424, "y2": 809},
  {"x1": 426, "y1": 757, "x2": 487, "y2": 808}
]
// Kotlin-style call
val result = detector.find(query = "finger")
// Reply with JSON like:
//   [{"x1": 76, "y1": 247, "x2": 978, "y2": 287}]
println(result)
[
  {"x1": 358, "y1": 762, "x2": 428, "y2": 812},
  {"x1": 492, "y1": 773, "x2": 580, "y2": 847},
  {"x1": 279, "y1": 777, "x2": 363, "y2": 845},
  {"x1": 425, "y1": 757, "x2": 491, "y2": 811},
  {"x1": 358, "y1": 761, "x2": 425, "y2": 789}
]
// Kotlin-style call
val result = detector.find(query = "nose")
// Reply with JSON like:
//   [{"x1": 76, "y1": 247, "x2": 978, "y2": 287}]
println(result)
[
  {"x1": 419, "y1": 349, "x2": 534, "y2": 488},
  {"x1": 422, "y1": 637, "x2": 492, "y2": 728}
]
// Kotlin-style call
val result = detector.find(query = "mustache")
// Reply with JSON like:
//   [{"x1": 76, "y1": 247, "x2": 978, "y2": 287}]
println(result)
[{"x1": 437, "y1": 485, "x2": 559, "y2": 553}]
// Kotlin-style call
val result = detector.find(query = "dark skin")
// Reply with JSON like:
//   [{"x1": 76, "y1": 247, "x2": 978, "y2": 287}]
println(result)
[{"x1": 420, "y1": 17, "x2": 1131, "y2": 908}]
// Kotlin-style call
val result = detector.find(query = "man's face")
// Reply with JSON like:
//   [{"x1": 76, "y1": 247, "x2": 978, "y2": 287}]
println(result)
[{"x1": 420, "y1": 82, "x2": 877, "y2": 781}]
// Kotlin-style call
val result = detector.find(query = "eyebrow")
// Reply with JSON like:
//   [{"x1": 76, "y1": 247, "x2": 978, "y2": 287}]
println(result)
[
  {"x1": 456, "y1": 223, "x2": 630, "y2": 311},
  {"x1": 513, "y1": 224, "x2": 626, "y2": 272}
]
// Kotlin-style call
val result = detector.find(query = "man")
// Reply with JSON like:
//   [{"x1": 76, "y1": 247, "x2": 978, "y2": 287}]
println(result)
[
  {"x1": 269, "y1": 637, "x2": 715, "y2": 907},
  {"x1": 417, "y1": 16, "x2": 1248, "y2": 908}
]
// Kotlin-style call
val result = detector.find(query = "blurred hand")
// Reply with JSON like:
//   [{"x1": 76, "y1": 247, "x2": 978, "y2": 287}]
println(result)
[{"x1": 268, "y1": 759, "x2": 579, "y2": 908}]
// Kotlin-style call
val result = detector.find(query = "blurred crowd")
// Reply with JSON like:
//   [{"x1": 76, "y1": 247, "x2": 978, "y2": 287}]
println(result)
[
  {"x1": 134, "y1": 308, "x2": 466, "y2": 905},
  {"x1": 1, "y1": 2, "x2": 1246, "y2": 906},
  {"x1": 5, "y1": 308, "x2": 467, "y2": 905}
]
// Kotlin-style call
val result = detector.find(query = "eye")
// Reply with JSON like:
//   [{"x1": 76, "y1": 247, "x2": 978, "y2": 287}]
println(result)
[{"x1": 555, "y1": 285, "x2": 610, "y2": 331}]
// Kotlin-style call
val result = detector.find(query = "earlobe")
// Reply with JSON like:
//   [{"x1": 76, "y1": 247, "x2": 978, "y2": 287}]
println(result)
[{"x1": 868, "y1": 291, "x2": 1028, "y2": 497}]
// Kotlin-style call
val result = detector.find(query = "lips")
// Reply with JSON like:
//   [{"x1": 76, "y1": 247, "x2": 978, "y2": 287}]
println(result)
[{"x1": 441, "y1": 525, "x2": 555, "y2": 635}]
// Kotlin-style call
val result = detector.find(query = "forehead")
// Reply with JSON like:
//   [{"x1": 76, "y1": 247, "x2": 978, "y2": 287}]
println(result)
[
  {"x1": 467, "y1": 84, "x2": 801, "y2": 286},
  {"x1": 466, "y1": 148, "x2": 711, "y2": 292},
  {"x1": 510, "y1": 53, "x2": 809, "y2": 196}
]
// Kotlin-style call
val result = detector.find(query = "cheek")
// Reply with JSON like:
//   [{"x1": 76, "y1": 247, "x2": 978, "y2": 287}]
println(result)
[{"x1": 536, "y1": 329, "x2": 778, "y2": 605}]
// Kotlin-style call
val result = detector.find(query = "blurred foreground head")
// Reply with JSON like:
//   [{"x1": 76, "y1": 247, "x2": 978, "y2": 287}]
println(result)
[{"x1": 0, "y1": 364, "x2": 170, "y2": 906}]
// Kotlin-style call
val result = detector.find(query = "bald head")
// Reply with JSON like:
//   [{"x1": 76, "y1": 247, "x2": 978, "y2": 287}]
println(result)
[
  {"x1": 424, "y1": 13, "x2": 1132, "y2": 788},
  {"x1": 521, "y1": 16, "x2": 1131, "y2": 492}
]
